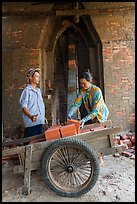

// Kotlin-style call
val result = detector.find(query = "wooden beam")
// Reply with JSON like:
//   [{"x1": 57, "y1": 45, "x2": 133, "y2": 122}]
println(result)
[
  {"x1": 82, "y1": 120, "x2": 113, "y2": 130},
  {"x1": 2, "y1": 146, "x2": 26, "y2": 157},
  {"x1": 2, "y1": 10, "x2": 54, "y2": 17},
  {"x1": 97, "y1": 144, "x2": 127, "y2": 156},
  {"x1": 56, "y1": 7, "x2": 135, "y2": 16},
  {"x1": 2, "y1": 134, "x2": 45, "y2": 147},
  {"x1": 23, "y1": 145, "x2": 32, "y2": 195}
]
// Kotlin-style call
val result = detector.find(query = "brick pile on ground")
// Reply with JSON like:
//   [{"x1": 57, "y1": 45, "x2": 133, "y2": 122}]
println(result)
[{"x1": 114, "y1": 131, "x2": 135, "y2": 160}]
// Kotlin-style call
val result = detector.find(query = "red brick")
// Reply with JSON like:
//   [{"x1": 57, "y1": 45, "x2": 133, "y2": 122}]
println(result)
[
  {"x1": 131, "y1": 146, "x2": 135, "y2": 150},
  {"x1": 130, "y1": 136, "x2": 135, "y2": 144},
  {"x1": 122, "y1": 139, "x2": 132, "y2": 148},
  {"x1": 130, "y1": 155, "x2": 135, "y2": 160},
  {"x1": 120, "y1": 134, "x2": 130, "y2": 140},
  {"x1": 60, "y1": 124, "x2": 77, "y2": 138},
  {"x1": 114, "y1": 153, "x2": 120, "y2": 157},
  {"x1": 122, "y1": 151, "x2": 132, "y2": 157},
  {"x1": 68, "y1": 60, "x2": 76, "y2": 69},
  {"x1": 45, "y1": 125, "x2": 61, "y2": 140},
  {"x1": 129, "y1": 149, "x2": 135, "y2": 154},
  {"x1": 67, "y1": 119, "x2": 81, "y2": 133}
]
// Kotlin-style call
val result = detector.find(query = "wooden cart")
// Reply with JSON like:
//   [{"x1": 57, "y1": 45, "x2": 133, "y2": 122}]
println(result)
[{"x1": 2, "y1": 120, "x2": 127, "y2": 197}]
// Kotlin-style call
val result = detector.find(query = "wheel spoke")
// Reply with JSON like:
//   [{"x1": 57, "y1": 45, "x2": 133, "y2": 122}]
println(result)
[
  {"x1": 75, "y1": 171, "x2": 87, "y2": 184},
  {"x1": 71, "y1": 172, "x2": 77, "y2": 187},
  {"x1": 54, "y1": 149, "x2": 68, "y2": 165},
  {"x1": 73, "y1": 172, "x2": 83, "y2": 186},
  {"x1": 76, "y1": 169, "x2": 91, "y2": 181}
]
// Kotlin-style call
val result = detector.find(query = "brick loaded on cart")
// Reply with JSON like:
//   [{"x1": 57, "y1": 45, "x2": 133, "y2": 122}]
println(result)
[{"x1": 2, "y1": 120, "x2": 127, "y2": 197}]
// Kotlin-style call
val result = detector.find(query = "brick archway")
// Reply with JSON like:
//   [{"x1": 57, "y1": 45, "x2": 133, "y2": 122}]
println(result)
[{"x1": 43, "y1": 16, "x2": 104, "y2": 124}]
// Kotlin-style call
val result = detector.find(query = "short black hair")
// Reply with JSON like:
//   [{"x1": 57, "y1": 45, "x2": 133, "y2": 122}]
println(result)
[{"x1": 79, "y1": 71, "x2": 93, "y2": 82}]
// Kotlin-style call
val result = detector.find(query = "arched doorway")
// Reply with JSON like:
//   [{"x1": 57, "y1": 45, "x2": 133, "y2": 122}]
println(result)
[{"x1": 52, "y1": 16, "x2": 104, "y2": 124}]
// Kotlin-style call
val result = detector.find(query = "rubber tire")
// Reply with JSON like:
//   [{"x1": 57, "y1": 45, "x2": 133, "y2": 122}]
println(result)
[{"x1": 41, "y1": 138, "x2": 100, "y2": 197}]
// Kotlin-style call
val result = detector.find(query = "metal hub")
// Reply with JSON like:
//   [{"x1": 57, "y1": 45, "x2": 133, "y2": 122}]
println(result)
[
  {"x1": 65, "y1": 164, "x2": 75, "y2": 173},
  {"x1": 67, "y1": 166, "x2": 73, "y2": 173}
]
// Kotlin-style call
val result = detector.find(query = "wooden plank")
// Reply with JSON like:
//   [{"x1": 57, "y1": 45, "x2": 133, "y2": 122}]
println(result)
[
  {"x1": 2, "y1": 134, "x2": 45, "y2": 147},
  {"x1": 31, "y1": 140, "x2": 53, "y2": 151},
  {"x1": 2, "y1": 146, "x2": 26, "y2": 157},
  {"x1": 73, "y1": 126, "x2": 122, "y2": 141},
  {"x1": 23, "y1": 145, "x2": 32, "y2": 196},
  {"x1": 31, "y1": 149, "x2": 45, "y2": 163},
  {"x1": 87, "y1": 137, "x2": 110, "y2": 150},
  {"x1": 56, "y1": 7, "x2": 135, "y2": 16},
  {"x1": 14, "y1": 161, "x2": 41, "y2": 174},
  {"x1": 97, "y1": 144, "x2": 127, "y2": 156},
  {"x1": 108, "y1": 133, "x2": 115, "y2": 146},
  {"x1": 82, "y1": 120, "x2": 112, "y2": 130},
  {"x1": 2, "y1": 10, "x2": 54, "y2": 17},
  {"x1": 18, "y1": 153, "x2": 25, "y2": 166}
]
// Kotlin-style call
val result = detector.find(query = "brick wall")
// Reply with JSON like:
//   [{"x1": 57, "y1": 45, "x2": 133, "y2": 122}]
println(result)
[
  {"x1": 90, "y1": 5, "x2": 135, "y2": 131},
  {"x1": 2, "y1": 48, "x2": 40, "y2": 138}
]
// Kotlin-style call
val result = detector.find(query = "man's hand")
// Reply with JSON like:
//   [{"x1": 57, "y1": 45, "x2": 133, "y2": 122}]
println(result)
[
  {"x1": 31, "y1": 114, "x2": 38, "y2": 122},
  {"x1": 45, "y1": 118, "x2": 48, "y2": 124}
]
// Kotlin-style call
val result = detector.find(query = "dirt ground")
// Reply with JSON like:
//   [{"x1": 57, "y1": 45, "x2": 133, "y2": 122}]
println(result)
[{"x1": 2, "y1": 154, "x2": 135, "y2": 202}]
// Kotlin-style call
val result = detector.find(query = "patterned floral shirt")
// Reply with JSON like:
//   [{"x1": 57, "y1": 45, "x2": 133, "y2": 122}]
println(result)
[{"x1": 68, "y1": 83, "x2": 109, "y2": 123}]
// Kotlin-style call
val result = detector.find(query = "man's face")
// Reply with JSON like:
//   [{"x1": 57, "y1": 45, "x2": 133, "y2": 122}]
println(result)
[
  {"x1": 30, "y1": 71, "x2": 40, "y2": 84},
  {"x1": 80, "y1": 78, "x2": 91, "y2": 90}
]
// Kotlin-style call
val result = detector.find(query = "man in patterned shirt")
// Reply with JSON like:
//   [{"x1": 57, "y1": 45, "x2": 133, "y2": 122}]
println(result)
[{"x1": 67, "y1": 71, "x2": 109, "y2": 129}]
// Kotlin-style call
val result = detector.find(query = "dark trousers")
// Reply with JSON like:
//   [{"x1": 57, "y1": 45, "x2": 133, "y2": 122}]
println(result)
[
  {"x1": 24, "y1": 124, "x2": 43, "y2": 138},
  {"x1": 24, "y1": 124, "x2": 43, "y2": 145},
  {"x1": 79, "y1": 102, "x2": 99, "y2": 125}
]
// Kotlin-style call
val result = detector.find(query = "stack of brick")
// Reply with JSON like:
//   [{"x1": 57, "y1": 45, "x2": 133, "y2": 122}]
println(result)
[
  {"x1": 115, "y1": 132, "x2": 135, "y2": 159},
  {"x1": 45, "y1": 119, "x2": 81, "y2": 140}
]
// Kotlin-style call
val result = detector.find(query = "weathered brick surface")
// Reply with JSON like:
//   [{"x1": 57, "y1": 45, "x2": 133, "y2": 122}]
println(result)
[{"x1": 91, "y1": 7, "x2": 135, "y2": 131}]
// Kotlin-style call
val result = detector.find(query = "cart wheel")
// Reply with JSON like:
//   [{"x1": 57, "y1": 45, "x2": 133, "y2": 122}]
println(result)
[{"x1": 41, "y1": 138, "x2": 100, "y2": 197}]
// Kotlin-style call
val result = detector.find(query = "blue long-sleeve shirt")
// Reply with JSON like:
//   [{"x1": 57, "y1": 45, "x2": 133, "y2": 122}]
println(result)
[
  {"x1": 19, "y1": 84, "x2": 45, "y2": 127},
  {"x1": 68, "y1": 84, "x2": 109, "y2": 123}
]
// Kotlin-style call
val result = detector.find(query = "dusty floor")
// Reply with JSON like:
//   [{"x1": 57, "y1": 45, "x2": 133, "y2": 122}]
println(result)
[{"x1": 2, "y1": 154, "x2": 135, "y2": 202}]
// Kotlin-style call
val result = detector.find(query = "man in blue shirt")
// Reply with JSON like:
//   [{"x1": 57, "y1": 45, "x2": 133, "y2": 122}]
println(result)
[{"x1": 19, "y1": 68, "x2": 47, "y2": 138}]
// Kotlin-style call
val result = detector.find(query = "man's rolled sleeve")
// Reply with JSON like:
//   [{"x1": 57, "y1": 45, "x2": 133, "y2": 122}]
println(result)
[{"x1": 19, "y1": 90, "x2": 28, "y2": 109}]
